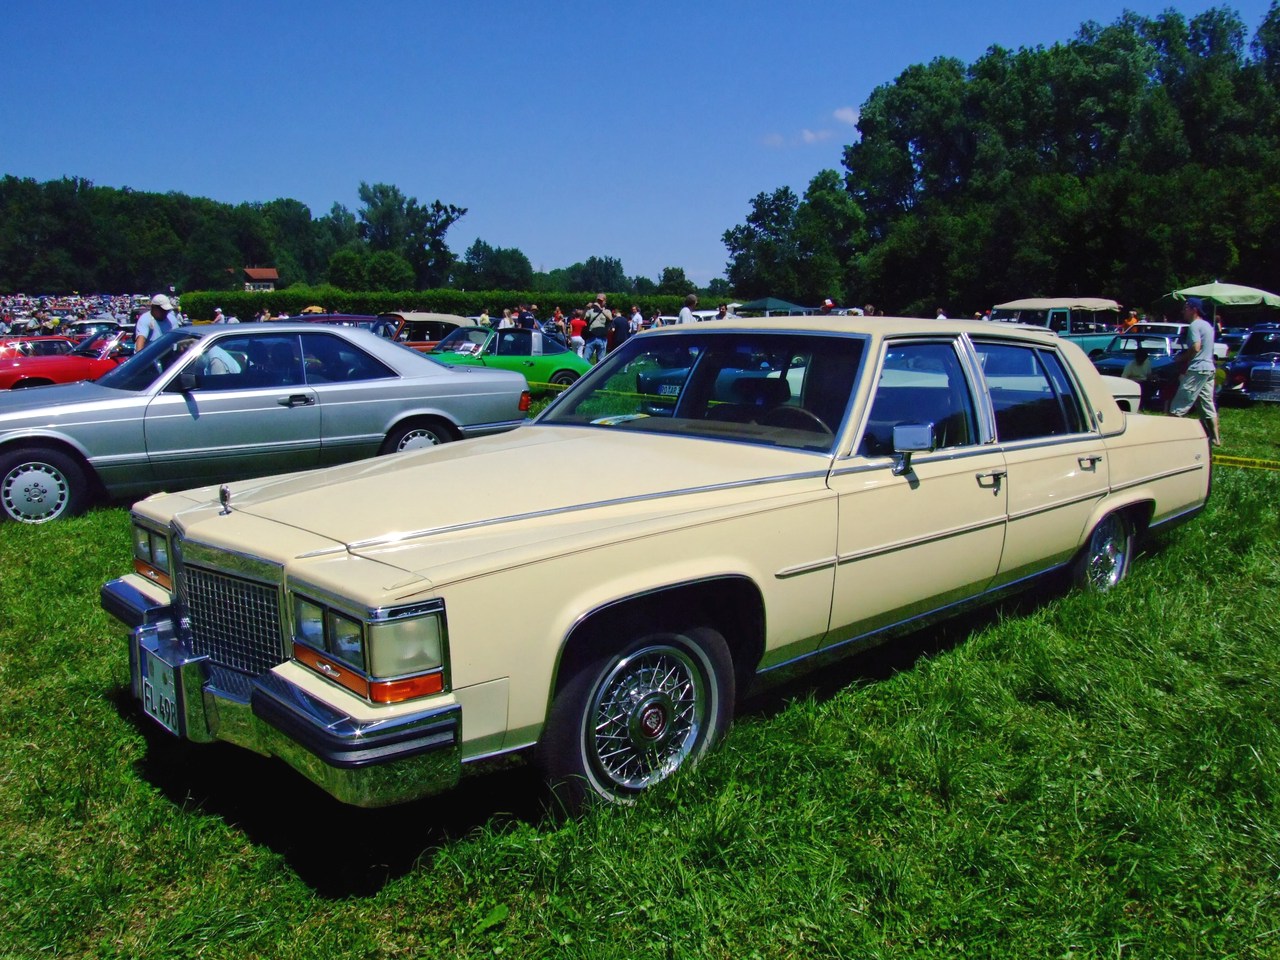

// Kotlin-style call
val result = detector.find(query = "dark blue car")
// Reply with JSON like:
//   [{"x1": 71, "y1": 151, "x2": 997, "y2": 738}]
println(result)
[{"x1": 1222, "y1": 325, "x2": 1280, "y2": 403}]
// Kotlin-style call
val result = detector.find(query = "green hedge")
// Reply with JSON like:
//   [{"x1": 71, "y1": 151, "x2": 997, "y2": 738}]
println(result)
[{"x1": 179, "y1": 287, "x2": 695, "y2": 322}]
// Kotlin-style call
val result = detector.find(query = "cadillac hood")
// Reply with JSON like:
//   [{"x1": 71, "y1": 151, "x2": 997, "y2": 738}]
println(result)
[{"x1": 152, "y1": 425, "x2": 835, "y2": 589}]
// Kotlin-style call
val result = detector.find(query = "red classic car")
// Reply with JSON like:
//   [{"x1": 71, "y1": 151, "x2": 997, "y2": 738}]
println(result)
[
  {"x1": 0, "y1": 330, "x2": 135, "y2": 389},
  {"x1": 0, "y1": 336, "x2": 76, "y2": 360}
]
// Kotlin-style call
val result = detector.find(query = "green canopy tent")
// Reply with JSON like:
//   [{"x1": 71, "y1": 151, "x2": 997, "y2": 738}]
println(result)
[
  {"x1": 1166, "y1": 281, "x2": 1280, "y2": 307},
  {"x1": 1163, "y1": 282, "x2": 1280, "y2": 326},
  {"x1": 734, "y1": 297, "x2": 811, "y2": 316}
]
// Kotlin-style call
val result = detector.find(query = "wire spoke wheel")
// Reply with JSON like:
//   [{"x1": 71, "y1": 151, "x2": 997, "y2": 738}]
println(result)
[
  {"x1": 587, "y1": 644, "x2": 708, "y2": 792},
  {"x1": 1076, "y1": 512, "x2": 1132, "y2": 592},
  {"x1": 539, "y1": 626, "x2": 733, "y2": 811}
]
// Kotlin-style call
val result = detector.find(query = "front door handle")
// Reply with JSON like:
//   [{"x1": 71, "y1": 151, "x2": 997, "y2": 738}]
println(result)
[
  {"x1": 1078, "y1": 455, "x2": 1103, "y2": 469},
  {"x1": 278, "y1": 394, "x2": 314, "y2": 408},
  {"x1": 976, "y1": 469, "x2": 1007, "y2": 490}
]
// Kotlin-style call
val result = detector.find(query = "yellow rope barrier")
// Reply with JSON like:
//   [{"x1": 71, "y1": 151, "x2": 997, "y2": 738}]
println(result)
[{"x1": 1212, "y1": 454, "x2": 1280, "y2": 472}]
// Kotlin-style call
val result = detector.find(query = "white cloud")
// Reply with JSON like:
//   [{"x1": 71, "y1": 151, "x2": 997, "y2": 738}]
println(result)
[
  {"x1": 834, "y1": 106, "x2": 860, "y2": 126},
  {"x1": 761, "y1": 132, "x2": 786, "y2": 148},
  {"x1": 801, "y1": 128, "x2": 833, "y2": 144}
]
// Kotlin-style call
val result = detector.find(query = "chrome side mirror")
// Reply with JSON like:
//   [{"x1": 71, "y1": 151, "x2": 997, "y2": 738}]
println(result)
[{"x1": 891, "y1": 422, "x2": 934, "y2": 476}]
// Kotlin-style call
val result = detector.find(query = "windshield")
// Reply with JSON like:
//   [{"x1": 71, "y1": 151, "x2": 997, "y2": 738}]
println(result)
[
  {"x1": 432, "y1": 328, "x2": 489, "y2": 354},
  {"x1": 541, "y1": 330, "x2": 865, "y2": 453},
  {"x1": 1104, "y1": 335, "x2": 1174, "y2": 355},
  {"x1": 1240, "y1": 331, "x2": 1280, "y2": 356},
  {"x1": 95, "y1": 329, "x2": 200, "y2": 391}
]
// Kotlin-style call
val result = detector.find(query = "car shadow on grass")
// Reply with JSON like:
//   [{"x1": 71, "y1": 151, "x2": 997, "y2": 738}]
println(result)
[{"x1": 111, "y1": 688, "x2": 548, "y2": 899}]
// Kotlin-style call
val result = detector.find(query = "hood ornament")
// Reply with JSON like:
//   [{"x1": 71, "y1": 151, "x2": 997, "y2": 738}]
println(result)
[{"x1": 219, "y1": 484, "x2": 232, "y2": 515}]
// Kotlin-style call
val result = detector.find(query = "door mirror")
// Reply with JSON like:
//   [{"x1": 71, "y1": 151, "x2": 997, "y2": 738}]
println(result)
[{"x1": 892, "y1": 422, "x2": 934, "y2": 476}]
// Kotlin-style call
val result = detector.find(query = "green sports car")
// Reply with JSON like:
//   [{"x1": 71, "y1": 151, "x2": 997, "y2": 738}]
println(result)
[{"x1": 429, "y1": 326, "x2": 591, "y2": 389}]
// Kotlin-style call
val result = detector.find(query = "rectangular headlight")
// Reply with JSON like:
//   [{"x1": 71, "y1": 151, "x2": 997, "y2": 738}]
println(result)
[
  {"x1": 290, "y1": 592, "x2": 448, "y2": 704},
  {"x1": 132, "y1": 521, "x2": 171, "y2": 588},
  {"x1": 293, "y1": 597, "x2": 366, "y2": 672},
  {"x1": 369, "y1": 615, "x2": 443, "y2": 678}
]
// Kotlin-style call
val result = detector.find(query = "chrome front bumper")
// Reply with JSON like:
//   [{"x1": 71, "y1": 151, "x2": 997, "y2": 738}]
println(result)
[{"x1": 103, "y1": 577, "x2": 461, "y2": 808}]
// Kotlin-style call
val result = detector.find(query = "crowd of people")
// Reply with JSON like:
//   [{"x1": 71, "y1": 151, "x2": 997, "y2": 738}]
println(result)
[
  {"x1": 0, "y1": 292, "x2": 152, "y2": 335},
  {"x1": 471, "y1": 293, "x2": 739, "y2": 359}
]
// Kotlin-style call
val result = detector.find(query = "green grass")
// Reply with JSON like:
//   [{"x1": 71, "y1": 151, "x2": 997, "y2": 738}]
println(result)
[{"x1": 1, "y1": 405, "x2": 1278, "y2": 959}]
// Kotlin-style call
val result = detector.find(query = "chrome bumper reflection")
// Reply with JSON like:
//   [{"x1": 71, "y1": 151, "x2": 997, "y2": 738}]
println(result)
[{"x1": 105, "y1": 577, "x2": 461, "y2": 808}]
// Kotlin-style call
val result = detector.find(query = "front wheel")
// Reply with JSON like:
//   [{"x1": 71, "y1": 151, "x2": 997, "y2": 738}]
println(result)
[
  {"x1": 0, "y1": 448, "x2": 90, "y2": 523},
  {"x1": 1073, "y1": 512, "x2": 1133, "y2": 592},
  {"x1": 538, "y1": 626, "x2": 734, "y2": 811},
  {"x1": 380, "y1": 419, "x2": 453, "y2": 454}
]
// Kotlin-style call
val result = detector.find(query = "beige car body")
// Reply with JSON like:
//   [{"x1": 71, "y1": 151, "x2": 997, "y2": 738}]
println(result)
[{"x1": 104, "y1": 316, "x2": 1211, "y2": 806}]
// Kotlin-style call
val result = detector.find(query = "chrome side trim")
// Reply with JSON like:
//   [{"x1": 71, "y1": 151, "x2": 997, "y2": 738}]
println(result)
[
  {"x1": 831, "y1": 443, "x2": 1002, "y2": 476},
  {"x1": 1109, "y1": 461, "x2": 1206, "y2": 495},
  {"x1": 775, "y1": 557, "x2": 839, "y2": 579},
  {"x1": 836, "y1": 515, "x2": 1007, "y2": 565},
  {"x1": 1007, "y1": 490, "x2": 1105, "y2": 523},
  {"x1": 459, "y1": 418, "x2": 527, "y2": 438},
  {"x1": 346, "y1": 469, "x2": 833, "y2": 551}
]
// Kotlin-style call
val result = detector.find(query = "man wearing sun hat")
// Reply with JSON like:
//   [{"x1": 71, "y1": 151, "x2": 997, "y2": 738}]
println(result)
[
  {"x1": 583, "y1": 293, "x2": 610, "y2": 363},
  {"x1": 135, "y1": 293, "x2": 180, "y2": 351}
]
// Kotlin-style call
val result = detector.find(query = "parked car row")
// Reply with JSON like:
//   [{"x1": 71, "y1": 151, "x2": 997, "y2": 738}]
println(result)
[
  {"x1": 0, "y1": 329, "x2": 135, "y2": 389},
  {"x1": 100, "y1": 315, "x2": 1210, "y2": 811},
  {"x1": 0, "y1": 324, "x2": 530, "y2": 523}
]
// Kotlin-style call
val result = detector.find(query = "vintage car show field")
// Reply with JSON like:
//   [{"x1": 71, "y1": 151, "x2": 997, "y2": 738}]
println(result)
[{"x1": 2, "y1": 321, "x2": 1278, "y2": 956}]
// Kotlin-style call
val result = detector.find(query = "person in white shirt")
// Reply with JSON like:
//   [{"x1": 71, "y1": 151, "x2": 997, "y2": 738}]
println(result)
[
  {"x1": 135, "y1": 294, "x2": 179, "y2": 350},
  {"x1": 678, "y1": 293, "x2": 698, "y2": 324},
  {"x1": 1121, "y1": 347, "x2": 1152, "y2": 381}
]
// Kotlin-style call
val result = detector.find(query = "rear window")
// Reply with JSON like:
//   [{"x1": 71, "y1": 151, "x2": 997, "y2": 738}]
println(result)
[{"x1": 974, "y1": 342, "x2": 1088, "y2": 441}]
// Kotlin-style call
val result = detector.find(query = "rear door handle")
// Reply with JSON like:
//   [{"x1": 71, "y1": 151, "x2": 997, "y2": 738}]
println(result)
[
  {"x1": 1078, "y1": 455, "x2": 1103, "y2": 469},
  {"x1": 278, "y1": 394, "x2": 314, "y2": 407}
]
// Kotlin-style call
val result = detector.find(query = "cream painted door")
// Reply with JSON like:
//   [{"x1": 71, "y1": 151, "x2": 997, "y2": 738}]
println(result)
[
  {"x1": 825, "y1": 339, "x2": 1008, "y2": 645},
  {"x1": 973, "y1": 340, "x2": 1108, "y2": 585}
]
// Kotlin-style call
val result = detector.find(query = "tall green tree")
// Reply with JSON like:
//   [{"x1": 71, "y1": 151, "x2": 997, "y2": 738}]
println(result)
[
  {"x1": 656, "y1": 266, "x2": 696, "y2": 296},
  {"x1": 455, "y1": 239, "x2": 533, "y2": 290}
]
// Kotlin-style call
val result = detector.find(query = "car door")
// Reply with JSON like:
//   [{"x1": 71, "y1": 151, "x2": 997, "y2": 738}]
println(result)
[
  {"x1": 143, "y1": 332, "x2": 320, "y2": 488},
  {"x1": 825, "y1": 338, "x2": 1008, "y2": 645},
  {"x1": 972, "y1": 339, "x2": 1109, "y2": 584},
  {"x1": 487, "y1": 328, "x2": 537, "y2": 376},
  {"x1": 298, "y1": 331, "x2": 402, "y2": 463}
]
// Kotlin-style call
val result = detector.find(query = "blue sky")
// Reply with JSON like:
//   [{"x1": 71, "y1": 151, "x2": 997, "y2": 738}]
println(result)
[{"x1": 2, "y1": 1, "x2": 1274, "y2": 286}]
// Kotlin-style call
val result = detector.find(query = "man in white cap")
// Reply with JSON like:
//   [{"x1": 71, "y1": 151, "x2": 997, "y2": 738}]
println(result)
[{"x1": 135, "y1": 294, "x2": 179, "y2": 351}]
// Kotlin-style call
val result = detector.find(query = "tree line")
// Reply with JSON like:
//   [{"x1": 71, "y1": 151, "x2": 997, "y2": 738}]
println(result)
[
  {"x1": 0, "y1": 176, "x2": 719, "y2": 299},
  {"x1": 723, "y1": 3, "x2": 1280, "y2": 314}
]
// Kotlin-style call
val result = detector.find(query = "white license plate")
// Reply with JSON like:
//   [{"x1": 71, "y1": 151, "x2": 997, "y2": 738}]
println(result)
[{"x1": 141, "y1": 648, "x2": 182, "y2": 736}]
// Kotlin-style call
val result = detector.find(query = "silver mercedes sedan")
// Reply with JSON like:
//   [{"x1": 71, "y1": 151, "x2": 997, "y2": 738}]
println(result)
[{"x1": 0, "y1": 323, "x2": 530, "y2": 522}]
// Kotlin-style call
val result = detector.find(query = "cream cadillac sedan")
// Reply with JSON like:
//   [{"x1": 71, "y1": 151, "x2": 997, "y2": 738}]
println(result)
[{"x1": 103, "y1": 316, "x2": 1211, "y2": 809}]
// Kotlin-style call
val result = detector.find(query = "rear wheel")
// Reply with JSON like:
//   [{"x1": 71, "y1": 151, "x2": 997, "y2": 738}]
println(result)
[
  {"x1": 538, "y1": 626, "x2": 734, "y2": 811},
  {"x1": 380, "y1": 419, "x2": 453, "y2": 454},
  {"x1": 1073, "y1": 512, "x2": 1133, "y2": 592},
  {"x1": 0, "y1": 448, "x2": 90, "y2": 523},
  {"x1": 549, "y1": 370, "x2": 580, "y2": 387}
]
